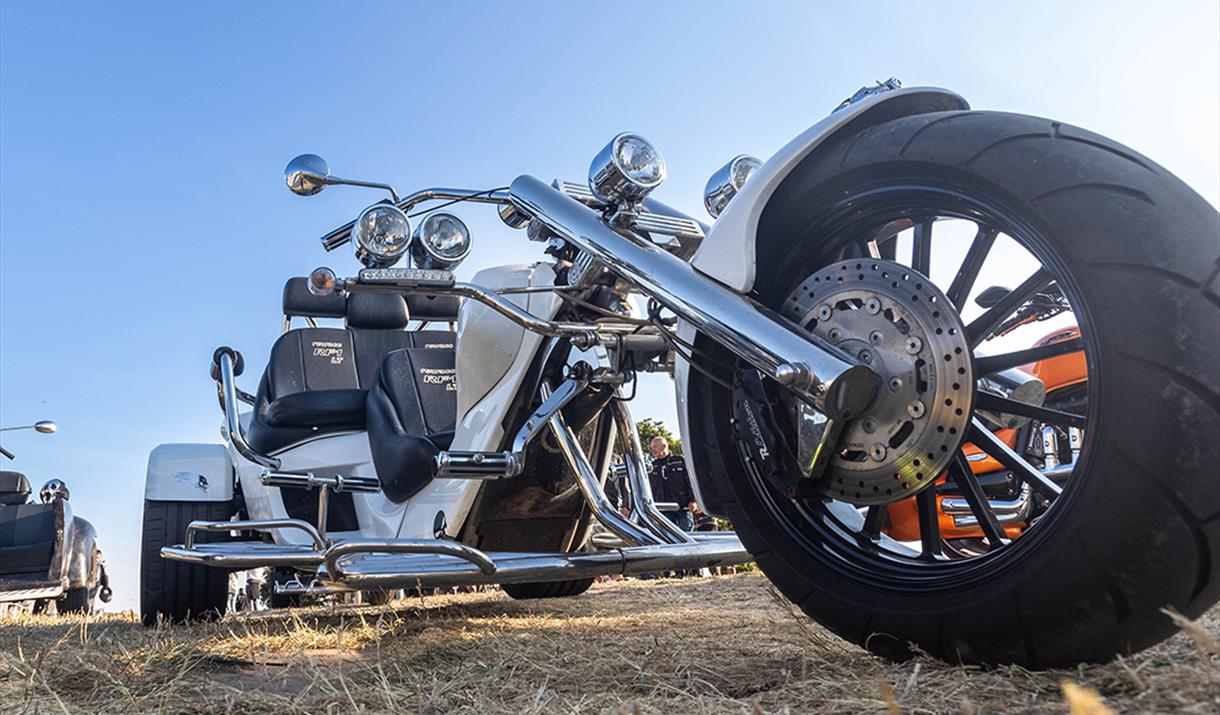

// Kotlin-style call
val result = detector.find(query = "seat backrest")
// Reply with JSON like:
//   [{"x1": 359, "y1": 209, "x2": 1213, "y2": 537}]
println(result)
[
  {"x1": 282, "y1": 277, "x2": 346, "y2": 320},
  {"x1": 346, "y1": 293, "x2": 416, "y2": 386},
  {"x1": 264, "y1": 327, "x2": 360, "y2": 400},
  {"x1": 374, "y1": 347, "x2": 458, "y2": 437},
  {"x1": 0, "y1": 471, "x2": 31, "y2": 506}
]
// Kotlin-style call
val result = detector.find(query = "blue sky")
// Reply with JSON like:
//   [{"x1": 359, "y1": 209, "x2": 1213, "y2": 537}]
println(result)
[{"x1": 2, "y1": 2, "x2": 1216, "y2": 611}]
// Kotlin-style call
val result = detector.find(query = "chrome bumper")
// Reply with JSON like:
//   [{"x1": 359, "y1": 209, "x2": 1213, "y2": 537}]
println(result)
[{"x1": 161, "y1": 527, "x2": 751, "y2": 590}]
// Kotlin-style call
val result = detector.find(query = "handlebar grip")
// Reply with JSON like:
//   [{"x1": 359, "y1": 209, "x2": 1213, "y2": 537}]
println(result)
[{"x1": 211, "y1": 346, "x2": 245, "y2": 381}]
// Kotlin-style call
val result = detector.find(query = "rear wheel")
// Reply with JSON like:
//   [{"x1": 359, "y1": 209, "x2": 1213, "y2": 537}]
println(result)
[
  {"x1": 140, "y1": 500, "x2": 234, "y2": 625},
  {"x1": 57, "y1": 587, "x2": 90, "y2": 614},
  {"x1": 502, "y1": 578, "x2": 594, "y2": 600},
  {"x1": 687, "y1": 110, "x2": 1219, "y2": 666}
]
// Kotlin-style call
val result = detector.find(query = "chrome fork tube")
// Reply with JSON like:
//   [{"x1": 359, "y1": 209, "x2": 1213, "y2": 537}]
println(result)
[
  {"x1": 509, "y1": 175, "x2": 879, "y2": 419},
  {"x1": 610, "y1": 399, "x2": 694, "y2": 544}
]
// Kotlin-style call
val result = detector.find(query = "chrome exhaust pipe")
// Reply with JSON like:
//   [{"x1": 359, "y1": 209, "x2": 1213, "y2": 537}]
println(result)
[{"x1": 509, "y1": 175, "x2": 878, "y2": 419}]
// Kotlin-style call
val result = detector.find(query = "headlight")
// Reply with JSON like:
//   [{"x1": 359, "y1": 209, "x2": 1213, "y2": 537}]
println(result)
[
  {"x1": 588, "y1": 133, "x2": 666, "y2": 204},
  {"x1": 411, "y1": 212, "x2": 471, "y2": 269},
  {"x1": 352, "y1": 203, "x2": 411, "y2": 268},
  {"x1": 703, "y1": 155, "x2": 762, "y2": 218}
]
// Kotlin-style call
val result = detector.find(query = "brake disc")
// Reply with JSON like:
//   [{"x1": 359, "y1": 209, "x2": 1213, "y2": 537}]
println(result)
[{"x1": 780, "y1": 259, "x2": 975, "y2": 505}]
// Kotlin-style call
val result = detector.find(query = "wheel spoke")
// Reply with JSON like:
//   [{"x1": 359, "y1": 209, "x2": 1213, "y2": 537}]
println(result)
[
  {"x1": 915, "y1": 487, "x2": 943, "y2": 558},
  {"x1": 946, "y1": 226, "x2": 998, "y2": 309},
  {"x1": 862, "y1": 505, "x2": 886, "y2": 540},
  {"x1": 975, "y1": 392, "x2": 1087, "y2": 429},
  {"x1": 968, "y1": 417, "x2": 1062, "y2": 499},
  {"x1": 974, "y1": 337, "x2": 1084, "y2": 375},
  {"x1": 965, "y1": 268, "x2": 1052, "y2": 347},
  {"x1": 948, "y1": 451, "x2": 1008, "y2": 547},
  {"x1": 912, "y1": 219, "x2": 933, "y2": 277}
]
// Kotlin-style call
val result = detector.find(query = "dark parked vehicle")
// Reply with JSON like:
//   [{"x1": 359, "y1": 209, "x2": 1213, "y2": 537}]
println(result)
[{"x1": 0, "y1": 421, "x2": 111, "y2": 614}]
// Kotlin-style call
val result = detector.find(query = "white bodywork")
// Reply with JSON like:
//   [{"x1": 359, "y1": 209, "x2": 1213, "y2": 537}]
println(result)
[
  {"x1": 146, "y1": 263, "x2": 561, "y2": 545},
  {"x1": 690, "y1": 87, "x2": 967, "y2": 292}
]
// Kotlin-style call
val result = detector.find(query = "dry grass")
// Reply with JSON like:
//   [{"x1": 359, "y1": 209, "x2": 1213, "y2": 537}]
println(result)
[{"x1": 0, "y1": 573, "x2": 1216, "y2": 713}]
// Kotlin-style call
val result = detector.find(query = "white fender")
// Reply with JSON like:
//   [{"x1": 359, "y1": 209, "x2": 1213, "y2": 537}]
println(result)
[
  {"x1": 678, "y1": 86, "x2": 969, "y2": 514},
  {"x1": 144, "y1": 443, "x2": 235, "y2": 502},
  {"x1": 690, "y1": 86, "x2": 968, "y2": 292}
]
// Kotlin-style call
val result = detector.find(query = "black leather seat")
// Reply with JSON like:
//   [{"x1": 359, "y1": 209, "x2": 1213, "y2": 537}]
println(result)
[
  {"x1": 0, "y1": 471, "x2": 31, "y2": 506},
  {"x1": 245, "y1": 279, "x2": 461, "y2": 456},
  {"x1": 366, "y1": 346, "x2": 459, "y2": 502}
]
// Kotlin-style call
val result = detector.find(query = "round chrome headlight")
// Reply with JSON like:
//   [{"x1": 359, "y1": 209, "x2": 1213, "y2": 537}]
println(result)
[
  {"x1": 588, "y1": 133, "x2": 666, "y2": 204},
  {"x1": 703, "y1": 155, "x2": 762, "y2": 218},
  {"x1": 411, "y1": 212, "x2": 471, "y2": 269},
  {"x1": 352, "y1": 203, "x2": 411, "y2": 268}
]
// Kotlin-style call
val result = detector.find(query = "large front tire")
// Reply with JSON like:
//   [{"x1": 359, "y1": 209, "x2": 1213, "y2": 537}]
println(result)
[
  {"x1": 689, "y1": 110, "x2": 1219, "y2": 666},
  {"x1": 140, "y1": 500, "x2": 234, "y2": 625}
]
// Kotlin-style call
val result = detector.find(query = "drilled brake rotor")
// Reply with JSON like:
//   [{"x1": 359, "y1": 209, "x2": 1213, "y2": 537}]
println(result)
[{"x1": 781, "y1": 259, "x2": 975, "y2": 505}]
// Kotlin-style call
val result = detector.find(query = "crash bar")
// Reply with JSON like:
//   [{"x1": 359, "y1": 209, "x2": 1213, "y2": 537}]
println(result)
[
  {"x1": 186, "y1": 518, "x2": 325, "y2": 550},
  {"x1": 324, "y1": 539, "x2": 497, "y2": 580}
]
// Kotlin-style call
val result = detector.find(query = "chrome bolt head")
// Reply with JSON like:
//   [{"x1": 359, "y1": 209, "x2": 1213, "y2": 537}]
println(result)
[
  {"x1": 905, "y1": 336, "x2": 923, "y2": 354},
  {"x1": 888, "y1": 377, "x2": 904, "y2": 392},
  {"x1": 869, "y1": 444, "x2": 887, "y2": 461},
  {"x1": 828, "y1": 328, "x2": 843, "y2": 342},
  {"x1": 816, "y1": 304, "x2": 833, "y2": 321},
  {"x1": 865, "y1": 298, "x2": 882, "y2": 314},
  {"x1": 908, "y1": 400, "x2": 926, "y2": 418},
  {"x1": 869, "y1": 330, "x2": 883, "y2": 345}
]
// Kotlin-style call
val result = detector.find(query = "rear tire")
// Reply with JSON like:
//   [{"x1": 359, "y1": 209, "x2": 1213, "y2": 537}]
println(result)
[
  {"x1": 140, "y1": 500, "x2": 234, "y2": 625},
  {"x1": 57, "y1": 587, "x2": 90, "y2": 614},
  {"x1": 689, "y1": 110, "x2": 1220, "y2": 666},
  {"x1": 502, "y1": 578, "x2": 595, "y2": 600}
]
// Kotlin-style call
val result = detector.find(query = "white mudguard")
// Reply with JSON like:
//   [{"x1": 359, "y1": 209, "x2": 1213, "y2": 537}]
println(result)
[
  {"x1": 676, "y1": 86, "x2": 969, "y2": 513},
  {"x1": 144, "y1": 443, "x2": 235, "y2": 502}
]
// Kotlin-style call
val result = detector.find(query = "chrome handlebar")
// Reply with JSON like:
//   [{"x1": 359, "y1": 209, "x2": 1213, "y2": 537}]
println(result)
[{"x1": 320, "y1": 187, "x2": 512, "y2": 251}]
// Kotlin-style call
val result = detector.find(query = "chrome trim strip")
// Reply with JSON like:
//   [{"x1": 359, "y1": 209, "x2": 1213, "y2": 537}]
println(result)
[{"x1": 185, "y1": 518, "x2": 325, "y2": 550}]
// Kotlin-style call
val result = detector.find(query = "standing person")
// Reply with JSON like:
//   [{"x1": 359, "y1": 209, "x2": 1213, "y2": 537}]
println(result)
[
  {"x1": 245, "y1": 569, "x2": 264, "y2": 612},
  {"x1": 647, "y1": 436, "x2": 697, "y2": 532},
  {"x1": 227, "y1": 570, "x2": 241, "y2": 614}
]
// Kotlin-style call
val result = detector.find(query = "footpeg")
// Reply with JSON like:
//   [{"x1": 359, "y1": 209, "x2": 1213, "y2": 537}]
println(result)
[
  {"x1": 434, "y1": 451, "x2": 517, "y2": 479},
  {"x1": 261, "y1": 470, "x2": 381, "y2": 493}
]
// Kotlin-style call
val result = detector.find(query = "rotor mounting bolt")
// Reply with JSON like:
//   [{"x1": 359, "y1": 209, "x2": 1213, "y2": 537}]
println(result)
[
  {"x1": 869, "y1": 330, "x2": 883, "y2": 345},
  {"x1": 869, "y1": 444, "x2": 887, "y2": 461},
  {"x1": 828, "y1": 328, "x2": 843, "y2": 342},
  {"x1": 816, "y1": 304, "x2": 833, "y2": 321},
  {"x1": 888, "y1": 377, "x2": 903, "y2": 392},
  {"x1": 865, "y1": 298, "x2": 882, "y2": 315},
  {"x1": 908, "y1": 400, "x2": 926, "y2": 418},
  {"x1": 905, "y1": 336, "x2": 923, "y2": 355},
  {"x1": 862, "y1": 419, "x2": 877, "y2": 433},
  {"x1": 858, "y1": 350, "x2": 872, "y2": 364}
]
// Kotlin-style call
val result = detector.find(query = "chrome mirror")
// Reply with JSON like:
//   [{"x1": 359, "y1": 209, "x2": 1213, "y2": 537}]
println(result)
[
  {"x1": 284, "y1": 154, "x2": 401, "y2": 202},
  {"x1": 285, "y1": 154, "x2": 332, "y2": 196},
  {"x1": 33, "y1": 420, "x2": 57, "y2": 434}
]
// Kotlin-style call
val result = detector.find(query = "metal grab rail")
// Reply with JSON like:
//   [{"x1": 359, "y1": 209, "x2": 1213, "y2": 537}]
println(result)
[
  {"x1": 216, "y1": 351, "x2": 281, "y2": 470},
  {"x1": 324, "y1": 539, "x2": 497, "y2": 580},
  {"x1": 185, "y1": 518, "x2": 325, "y2": 550}
]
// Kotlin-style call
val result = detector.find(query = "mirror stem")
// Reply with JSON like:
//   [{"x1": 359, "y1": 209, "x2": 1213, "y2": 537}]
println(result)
[{"x1": 328, "y1": 177, "x2": 400, "y2": 203}]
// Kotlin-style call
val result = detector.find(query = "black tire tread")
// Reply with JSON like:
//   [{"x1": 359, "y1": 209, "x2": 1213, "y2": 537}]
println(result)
[
  {"x1": 502, "y1": 578, "x2": 595, "y2": 600},
  {"x1": 140, "y1": 500, "x2": 233, "y2": 626}
]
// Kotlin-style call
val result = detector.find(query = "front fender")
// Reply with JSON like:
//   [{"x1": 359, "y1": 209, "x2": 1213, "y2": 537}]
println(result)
[
  {"x1": 678, "y1": 86, "x2": 968, "y2": 516},
  {"x1": 690, "y1": 86, "x2": 969, "y2": 292}
]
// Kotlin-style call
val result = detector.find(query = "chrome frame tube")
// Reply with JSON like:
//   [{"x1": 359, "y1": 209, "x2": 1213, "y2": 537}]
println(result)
[
  {"x1": 322, "y1": 188, "x2": 513, "y2": 251},
  {"x1": 943, "y1": 484, "x2": 1033, "y2": 528},
  {"x1": 217, "y1": 352, "x2": 280, "y2": 470},
  {"x1": 185, "y1": 518, "x2": 325, "y2": 549},
  {"x1": 508, "y1": 175, "x2": 879, "y2": 418},
  {"x1": 319, "y1": 539, "x2": 752, "y2": 590},
  {"x1": 324, "y1": 539, "x2": 497, "y2": 580},
  {"x1": 543, "y1": 384, "x2": 663, "y2": 546},
  {"x1": 610, "y1": 399, "x2": 694, "y2": 544},
  {"x1": 261, "y1": 470, "x2": 381, "y2": 493}
]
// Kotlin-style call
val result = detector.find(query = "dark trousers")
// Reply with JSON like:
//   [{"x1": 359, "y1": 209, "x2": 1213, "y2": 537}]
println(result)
[{"x1": 664, "y1": 509, "x2": 694, "y2": 532}]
